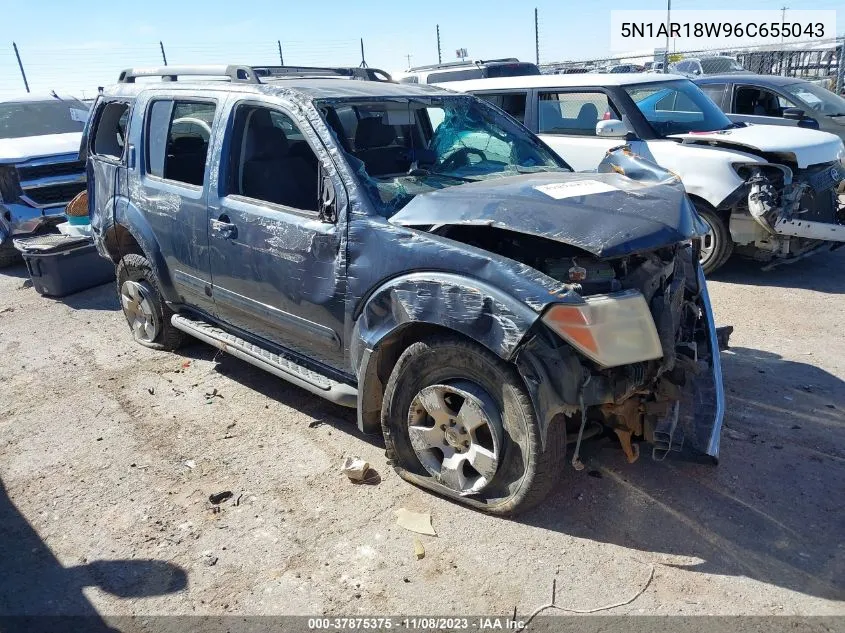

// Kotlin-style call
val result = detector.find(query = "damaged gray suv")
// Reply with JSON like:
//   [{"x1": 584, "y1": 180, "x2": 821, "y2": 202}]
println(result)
[{"x1": 84, "y1": 65, "x2": 725, "y2": 515}]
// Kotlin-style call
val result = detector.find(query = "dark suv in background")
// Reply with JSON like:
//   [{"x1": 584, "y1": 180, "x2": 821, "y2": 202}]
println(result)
[{"x1": 83, "y1": 64, "x2": 725, "y2": 515}]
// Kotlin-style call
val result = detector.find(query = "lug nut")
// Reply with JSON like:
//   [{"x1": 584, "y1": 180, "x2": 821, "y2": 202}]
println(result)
[
  {"x1": 463, "y1": 441, "x2": 469, "y2": 447},
  {"x1": 440, "y1": 424, "x2": 446, "y2": 430},
  {"x1": 449, "y1": 419, "x2": 456, "y2": 426},
  {"x1": 458, "y1": 426, "x2": 466, "y2": 434}
]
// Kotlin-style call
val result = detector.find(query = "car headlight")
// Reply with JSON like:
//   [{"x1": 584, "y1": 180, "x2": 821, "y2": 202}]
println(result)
[{"x1": 541, "y1": 290, "x2": 663, "y2": 368}]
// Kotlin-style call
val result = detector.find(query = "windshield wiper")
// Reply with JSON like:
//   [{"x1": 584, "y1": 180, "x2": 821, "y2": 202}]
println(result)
[{"x1": 407, "y1": 167, "x2": 477, "y2": 182}]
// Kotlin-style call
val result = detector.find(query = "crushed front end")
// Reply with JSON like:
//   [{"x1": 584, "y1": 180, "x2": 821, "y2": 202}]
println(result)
[
  {"x1": 727, "y1": 160, "x2": 845, "y2": 267},
  {"x1": 515, "y1": 240, "x2": 725, "y2": 464}
]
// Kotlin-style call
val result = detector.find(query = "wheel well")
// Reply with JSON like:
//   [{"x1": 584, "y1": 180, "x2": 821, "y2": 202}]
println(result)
[
  {"x1": 358, "y1": 322, "x2": 475, "y2": 434},
  {"x1": 688, "y1": 194, "x2": 731, "y2": 226},
  {"x1": 104, "y1": 224, "x2": 144, "y2": 262}
]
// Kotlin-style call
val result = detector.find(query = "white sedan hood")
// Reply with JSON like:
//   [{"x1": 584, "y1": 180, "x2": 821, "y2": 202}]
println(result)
[
  {"x1": 670, "y1": 125, "x2": 844, "y2": 169},
  {"x1": 0, "y1": 132, "x2": 83, "y2": 164}
]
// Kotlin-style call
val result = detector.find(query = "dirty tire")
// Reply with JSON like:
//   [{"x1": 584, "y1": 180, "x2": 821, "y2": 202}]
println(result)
[
  {"x1": 116, "y1": 254, "x2": 185, "y2": 351},
  {"x1": 694, "y1": 203, "x2": 733, "y2": 275},
  {"x1": 381, "y1": 335, "x2": 565, "y2": 516},
  {"x1": 0, "y1": 242, "x2": 22, "y2": 268}
]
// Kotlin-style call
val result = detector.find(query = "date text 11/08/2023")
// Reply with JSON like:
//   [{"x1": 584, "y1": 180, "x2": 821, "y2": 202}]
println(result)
[{"x1": 307, "y1": 617, "x2": 527, "y2": 630}]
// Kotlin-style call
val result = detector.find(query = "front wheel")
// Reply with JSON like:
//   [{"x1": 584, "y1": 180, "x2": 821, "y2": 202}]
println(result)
[
  {"x1": 695, "y1": 204, "x2": 733, "y2": 275},
  {"x1": 116, "y1": 254, "x2": 185, "y2": 351},
  {"x1": 381, "y1": 335, "x2": 564, "y2": 516}
]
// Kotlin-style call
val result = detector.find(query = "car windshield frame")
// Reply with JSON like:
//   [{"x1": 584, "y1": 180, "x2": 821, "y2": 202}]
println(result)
[
  {"x1": 624, "y1": 79, "x2": 734, "y2": 137},
  {"x1": 316, "y1": 94, "x2": 570, "y2": 217},
  {"x1": 0, "y1": 99, "x2": 89, "y2": 140},
  {"x1": 782, "y1": 81, "x2": 845, "y2": 116}
]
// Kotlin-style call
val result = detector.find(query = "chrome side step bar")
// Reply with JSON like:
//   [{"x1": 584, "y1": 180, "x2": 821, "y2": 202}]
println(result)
[{"x1": 171, "y1": 314, "x2": 357, "y2": 408}]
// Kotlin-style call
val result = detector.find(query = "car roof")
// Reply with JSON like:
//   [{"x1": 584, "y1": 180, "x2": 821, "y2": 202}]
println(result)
[
  {"x1": 695, "y1": 73, "x2": 808, "y2": 87},
  {"x1": 438, "y1": 72, "x2": 688, "y2": 91},
  {"x1": 104, "y1": 77, "x2": 451, "y2": 101}
]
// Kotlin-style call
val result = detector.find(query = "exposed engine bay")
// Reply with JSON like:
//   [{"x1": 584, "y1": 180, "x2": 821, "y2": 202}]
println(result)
[
  {"x1": 728, "y1": 161, "x2": 845, "y2": 266},
  {"x1": 433, "y1": 224, "x2": 725, "y2": 463}
]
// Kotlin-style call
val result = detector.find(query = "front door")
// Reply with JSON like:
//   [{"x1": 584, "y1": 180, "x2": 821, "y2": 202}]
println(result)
[
  {"x1": 207, "y1": 99, "x2": 347, "y2": 369},
  {"x1": 135, "y1": 96, "x2": 220, "y2": 313},
  {"x1": 533, "y1": 89, "x2": 643, "y2": 171}
]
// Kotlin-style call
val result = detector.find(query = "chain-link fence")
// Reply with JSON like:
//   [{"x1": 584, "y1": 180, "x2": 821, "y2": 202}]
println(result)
[{"x1": 540, "y1": 37, "x2": 845, "y2": 95}]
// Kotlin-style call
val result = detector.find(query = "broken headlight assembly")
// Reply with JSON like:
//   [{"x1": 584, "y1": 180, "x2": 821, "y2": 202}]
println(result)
[{"x1": 541, "y1": 289, "x2": 663, "y2": 368}]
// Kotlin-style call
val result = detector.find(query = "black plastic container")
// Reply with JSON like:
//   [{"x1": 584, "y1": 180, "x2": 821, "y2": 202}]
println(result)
[{"x1": 14, "y1": 234, "x2": 115, "y2": 297}]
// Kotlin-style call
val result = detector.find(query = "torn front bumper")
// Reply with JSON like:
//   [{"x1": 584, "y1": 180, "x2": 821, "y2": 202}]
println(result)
[
  {"x1": 0, "y1": 200, "x2": 68, "y2": 245},
  {"x1": 515, "y1": 255, "x2": 726, "y2": 463}
]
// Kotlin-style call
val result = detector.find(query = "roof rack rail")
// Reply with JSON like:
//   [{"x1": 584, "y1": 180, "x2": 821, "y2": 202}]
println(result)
[
  {"x1": 406, "y1": 57, "x2": 521, "y2": 72},
  {"x1": 117, "y1": 64, "x2": 393, "y2": 84}
]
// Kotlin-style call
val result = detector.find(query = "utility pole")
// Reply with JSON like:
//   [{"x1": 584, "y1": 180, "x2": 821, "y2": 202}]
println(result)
[
  {"x1": 836, "y1": 41, "x2": 844, "y2": 96},
  {"x1": 277, "y1": 40, "x2": 284, "y2": 65},
  {"x1": 12, "y1": 42, "x2": 29, "y2": 93},
  {"x1": 436, "y1": 24, "x2": 442, "y2": 64},
  {"x1": 159, "y1": 41, "x2": 168, "y2": 66},
  {"x1": 405, "y1": 53, "x2": 413, "y2": 68},
  {"x1": 359, "y1": 38, "x2": 367, "y2": 68},
  {"x1": 534, "y1": 7, "x2": 540, "y2": 66},
  {"x1": 662, "y1": 0, "x2": 671, "y2": 73},
  {"x1": 780, "y1": 6, "x2": 788, "y2": 42}
]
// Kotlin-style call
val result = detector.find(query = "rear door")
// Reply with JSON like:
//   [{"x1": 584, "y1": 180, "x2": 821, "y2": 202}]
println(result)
[
  {"x1": 84, "y1": 98, "x2": 132, "y2": 254},
  {"x1": 206, "y1": 98, "x2": 347, "y2": 370},
  {"x1": 136, "y1": 95, "x2": 219, "y2": 313}
]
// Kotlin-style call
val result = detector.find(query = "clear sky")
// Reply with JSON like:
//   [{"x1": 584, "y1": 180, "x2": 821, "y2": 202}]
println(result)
[{"x1": 0, "y1": 0, "x2": 842, "y2": 98}]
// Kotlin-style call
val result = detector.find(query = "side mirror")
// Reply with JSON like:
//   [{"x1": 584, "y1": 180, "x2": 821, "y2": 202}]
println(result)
[
  {"x1": 797, "y1": 117, "x2": 820, "y2": 130},
  {"x1": 596, "y1": 119, "x2": 629, "y2": 138},
  {"x1": 692, "y1": 69, "x2": 701, "y2": 75},
  {"x1": 783, "y1": 107, "x2": 805, "y2": 120}
]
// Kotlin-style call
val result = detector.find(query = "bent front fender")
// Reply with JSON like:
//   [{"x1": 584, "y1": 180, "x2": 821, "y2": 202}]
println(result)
[{"x1": 351, "y1": 272, "x2": 542, "y2": 434}]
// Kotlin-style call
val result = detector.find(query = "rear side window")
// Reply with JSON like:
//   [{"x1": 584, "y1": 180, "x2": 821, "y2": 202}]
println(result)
[
  {"x1": 91, "y1": 102, "x2": 130, "y2": 159},
  {"x1": 146, "y1": 99, "x2": 216, "y2": 186},
  {"x1": 476, "y1": 93, "x2": 528, "y2": 123},
  {"x1": 538, "y1": 92, "x2": 619, "y2": 136},
  {"x1": 699, "y1": 83, "x2": 727, "y2": 110},
  {"x1": 484, "y1": 63, "x2": 541, "y2": 78}
]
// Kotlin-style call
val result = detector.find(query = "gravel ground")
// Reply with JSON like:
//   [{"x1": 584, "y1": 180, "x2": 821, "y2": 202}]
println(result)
[{"x1": 0, "y1": 249, "x2": 844, "y2": 624}]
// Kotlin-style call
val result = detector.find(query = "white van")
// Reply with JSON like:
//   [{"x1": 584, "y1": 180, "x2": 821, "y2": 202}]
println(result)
[
  {"x1": 396, "y1": 59, "x2": 540, "y2": 85},
  {"x1": 443, "y1": 73, "x2": 845, "y2": 273}
]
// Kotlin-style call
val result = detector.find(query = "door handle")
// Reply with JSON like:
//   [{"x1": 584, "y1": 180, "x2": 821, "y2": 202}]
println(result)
[{"x1": 210, "y1": 217, "x2": 238, "y2": 240}]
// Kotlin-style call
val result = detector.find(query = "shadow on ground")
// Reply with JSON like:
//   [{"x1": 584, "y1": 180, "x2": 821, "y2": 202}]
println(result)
[
  {"x1": 0, "y1": 478, "x2": 187, "y2": 629},
  {"x1": 520, "y1": 345, "x2": 845, "y2": 602},
  {"x1": 710, "y1": 248, "x2": 845, "y2": 294},
  {"x1": 174, "y1": 341, "x2": 377, "y2": 446}
]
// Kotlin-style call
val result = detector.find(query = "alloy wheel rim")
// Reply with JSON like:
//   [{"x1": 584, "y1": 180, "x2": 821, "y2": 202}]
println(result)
[
  {"x1": 407, "y1": 381, "x2": 503, "y2": 494},
  {"x1": 698, "y1": 216, "x2": 717, "y2": 266},
  {"x1": 120, "y1": 280, "x2": 160, "y2": 343}
]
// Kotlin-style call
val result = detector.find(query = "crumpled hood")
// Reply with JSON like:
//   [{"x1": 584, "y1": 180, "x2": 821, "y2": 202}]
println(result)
[
  {"x1": 388, "y1": 171, "x2": 705, "y2": 259},
  {"x1": 0, "y1": 132, "x2": 83, "y2": 165},
  {"x1": 670, "y1": 125, "x2": 844, "y2": 169}
]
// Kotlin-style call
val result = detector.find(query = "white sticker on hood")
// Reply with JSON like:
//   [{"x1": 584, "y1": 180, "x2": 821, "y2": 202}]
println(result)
[
  {"x1": 69, "y1": 108, "x2": 89, "y2": 123},
  {"x1": 535, "y1": 180, "x2": 618, "y2": 200}
]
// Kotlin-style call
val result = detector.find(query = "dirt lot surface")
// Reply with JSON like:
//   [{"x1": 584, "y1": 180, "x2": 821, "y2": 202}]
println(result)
[{"x1": 1, "y1": 250, "x2": 844, "y2": 623}]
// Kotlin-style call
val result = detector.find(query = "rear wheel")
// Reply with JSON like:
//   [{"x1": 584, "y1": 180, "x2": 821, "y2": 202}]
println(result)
[
  {"x1": 381, "y1": 335, "x2": 565, "y2": 515},
  {"x1": 695, "y1": 203, "x2": 733, "y2": 275},
  {"x1": 116, "y1": 254, "x2": 185, "y2": 351}
]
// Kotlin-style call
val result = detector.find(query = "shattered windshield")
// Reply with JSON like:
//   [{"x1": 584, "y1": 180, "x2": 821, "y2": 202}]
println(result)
[
  {"x1": 625, "y1": 79, "x2": 733, "y2": 136},
  {"x1": 317, "y1": 95, "x2": 568, "y2": 216}
]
